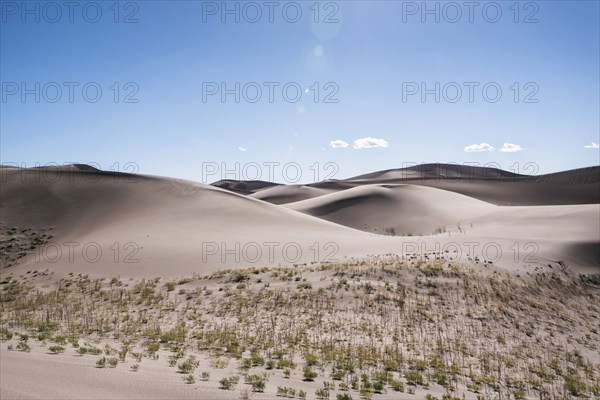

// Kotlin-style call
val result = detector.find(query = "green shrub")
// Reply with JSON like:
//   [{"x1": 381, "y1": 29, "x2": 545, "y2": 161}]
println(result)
[
  {"x1": 16, "y1": 340, "x2": 31, "y2": 352},
  {"x1": 219, "y1": 376, "x2": 237, "y2": 390},
  {"x1": 405, "y1": 370, "x2": 424, "y2": 386},
  {"x1": 434, "y1": 371, "x2": 448, "y2": 386},
  {"x1": 372, "y1": 381, "x2": 384, "y2": 393},
  {"x1": 563, "y1": 374, "x2": 586, "y2": 396},
  {"x1": 0, "y1": 328, "x2": 13, "y2": 341},
  {"x1": 48, "y1": 345, "x2": 65, "y2": 354},
  {"x1": 178, "y1": 355, "x2": 199, "y2": 374},
  {"x1": 107, "y1": 357, "x2": 119, "y2": 368},
  {"x1": 252, "y1": 379, "x2": 265, "y2": 392},
  {"x1": 244, "y1": 374, "x2": 265, "y2": 392},
  {"x1": 96, "y1": 357, "x2": 106, "y2": 368},
  {"x1": 303, "y1": 367, "x2": 317, "y2": 381},
  {"x1": 390, "y1": 379, "x2": 404, "y2": 392}
]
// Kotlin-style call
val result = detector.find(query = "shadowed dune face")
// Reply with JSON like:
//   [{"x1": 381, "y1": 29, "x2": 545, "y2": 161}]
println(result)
[
  {"x1": 211, "y1": 179, "x2": 280, "y2": 195},
  {"x1": 348, "y1": 163, "x2": 524, "y2": 181},
  {"x1": 562, "y1": 241, "x2": 600, "y2": 267}
]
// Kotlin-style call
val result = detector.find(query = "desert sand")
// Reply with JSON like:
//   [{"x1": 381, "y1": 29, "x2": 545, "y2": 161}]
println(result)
[
  {"x1": 1, "y1": 164, "x2": 599, "y2": 278},
  {"x1": 0, "y1": 163, "x2": 598, "y2": 400}
]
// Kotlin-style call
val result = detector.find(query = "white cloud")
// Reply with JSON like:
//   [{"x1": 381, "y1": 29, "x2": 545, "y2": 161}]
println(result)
[
  {"x1": 464, "y1": 143, "x2": 495, "y2": 152},
  {"x1": 238, "y1": 147, "x2": 247, "y2": 152},
  {"x1": 329, "y1": 139, "x2": 349, "y2": 148},
  {"x1": 353, "y1": 137, "x2": 389, "y2": 149},
  {"x1": 500, "y1": 143, "x2": 524, "y2": 153},
  {"x1": 584, "y1": 142, "x2": 599, "y2": 149}
]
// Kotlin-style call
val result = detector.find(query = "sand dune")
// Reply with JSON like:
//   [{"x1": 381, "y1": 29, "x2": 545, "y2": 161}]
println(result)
[
  {"x1": 345, "y1": 164, "x2": 600, "y2": 206},
  {"x1": 1, "y1": 164, "x2": 599, "y2": 400},
  {"x1": 0, "y1": 166, "x2": 392, "y2": 278},
  {"x1": 284, "y1": 184, "x2": 495, "y2": 235},
  {"x1": 1, "y1": 164, "x2": 598, "y2": 279},
  {"x1": 216, "y1": 164, "x2": 600, "y2": 206},
  {"x1": 249, "y1": 184, "x2": 337, "y2": 205},
  {"x1": 348, "y1": 163, "x2": 523, "y2": 181}
]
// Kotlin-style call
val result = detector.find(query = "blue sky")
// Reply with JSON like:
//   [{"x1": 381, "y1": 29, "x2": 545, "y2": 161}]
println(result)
[{"x1": 1, "y1": 0, "x2": 599, "y2": 183}]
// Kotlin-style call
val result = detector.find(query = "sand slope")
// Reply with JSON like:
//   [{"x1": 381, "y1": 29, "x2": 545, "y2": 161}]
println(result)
[
  {"x1": 0, "y1": 166, "x2": 394, "y2": 278},
  {"x1": 284, "y1": 184, "x2": 495, "y2": 235},
  {"x1": 249, "y1": 184, "x2": 337, "y2": 205},
  {"x1": 1, "y1": 164, "x2": 598, "y2": 278}
]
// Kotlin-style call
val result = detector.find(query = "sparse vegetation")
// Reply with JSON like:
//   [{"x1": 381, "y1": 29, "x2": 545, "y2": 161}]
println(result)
[{"x1": 0, "y1": 257, "x2": 598, "y2": 399}]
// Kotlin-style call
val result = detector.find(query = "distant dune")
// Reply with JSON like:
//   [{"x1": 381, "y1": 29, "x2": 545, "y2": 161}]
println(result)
[
  {"x1": 211, "y1": 179, "x2": 280, "y2": 195},
  {"x1": 218, "y1": 164, "x2": 600, "y2": 206},
  {"x1": 346, "y1": 164, "x2": 600, "y2": 206}
]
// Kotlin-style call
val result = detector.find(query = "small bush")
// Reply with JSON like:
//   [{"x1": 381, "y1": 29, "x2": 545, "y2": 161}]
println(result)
[
  {"x1": 303, "y1": 367, "x2": 317, "y2": 381},
  {"x1": 405, "y1": 370, "x2": 424, "y2": 386},
  {"x1": 107, "y1": 357, "x2": 119, "y2": 368},
  {"x1": 16, "y1": 340, "x2": 30, "y2": 353},
  {"x1": 48, "y1": 345, "x2": 65, "y2": 354},
  {"x1": 220, "y1": 376, "x2": 238, "y2": 390},
  {"x1": 315, "y1": 388, "x2": 330, "y2": 399},
  {"x1": 178, "y1": 355, "x2": 199, "y2": 374},
  {"x1": 96, "y1": 357, "x2": 106, "y2": 368},
  {"x1": 0, "y1": 328, "x2": 13, "y2": 341}
]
